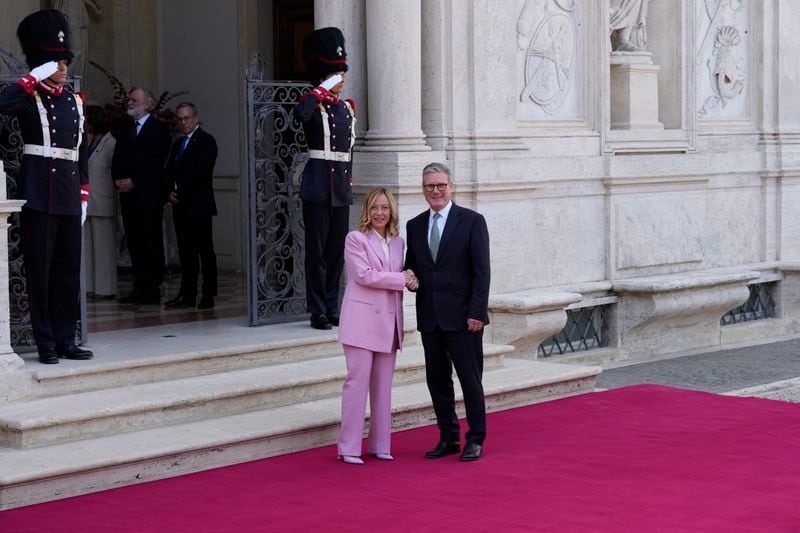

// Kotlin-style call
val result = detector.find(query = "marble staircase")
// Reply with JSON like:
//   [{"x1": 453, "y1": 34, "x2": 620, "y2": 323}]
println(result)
[{"x1": 0, "y1": 319, "x2": 600, "y2": 510}]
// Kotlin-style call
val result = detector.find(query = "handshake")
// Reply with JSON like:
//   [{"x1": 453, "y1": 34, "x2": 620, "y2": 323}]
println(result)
[{"x1": 403, "y1": 269, "x2": 419, "y2": 291}]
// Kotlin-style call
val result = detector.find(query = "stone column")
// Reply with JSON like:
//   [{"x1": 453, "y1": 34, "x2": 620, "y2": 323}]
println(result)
[
  {"x1": 362, "y1": 0, "x2": 428, "y2": 150},
  {"x1": 315, "y1": 0, "x2": 368, "y2": 138},
  {"x1": 0, "y1": 162, "x2": 28, "y2": 401}
]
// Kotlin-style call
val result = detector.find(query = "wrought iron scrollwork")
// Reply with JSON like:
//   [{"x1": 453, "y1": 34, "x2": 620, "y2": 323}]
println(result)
[
  {"x1": 1, "y1": 76, "x2": 33, "y2": 347},
  {"x1": 246, "y1": 81, "x2": 311, "y2": 325}
]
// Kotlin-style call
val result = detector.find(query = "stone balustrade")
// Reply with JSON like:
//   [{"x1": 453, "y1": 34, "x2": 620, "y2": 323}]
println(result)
[
  {"x1": 487, "y1": 289, "x2": 583, "y2": 359},
  {"x1": 613, "y1": 269, "x2": 760, "y2": 356}
]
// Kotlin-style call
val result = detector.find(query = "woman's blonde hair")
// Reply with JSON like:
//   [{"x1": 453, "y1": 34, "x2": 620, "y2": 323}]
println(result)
[{"x1": 356, "y1": 187, "x2": 399, "y2": 237}]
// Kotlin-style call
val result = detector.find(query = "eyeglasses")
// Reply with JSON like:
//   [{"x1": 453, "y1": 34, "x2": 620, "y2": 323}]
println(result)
[{"x1": 423, "y1": 183, "x2": 449, "y2": 192}]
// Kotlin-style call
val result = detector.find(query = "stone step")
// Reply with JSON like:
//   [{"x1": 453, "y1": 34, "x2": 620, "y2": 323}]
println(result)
[
  {"x1": 28, "y1": 326, "x2": 421, "y2": 398},
  {"x1": 0, "y1": 359, "x2": 601, "y2": 510},
  {"x1": 0, "y1": 344, "x2": 511, "y2": 449}
]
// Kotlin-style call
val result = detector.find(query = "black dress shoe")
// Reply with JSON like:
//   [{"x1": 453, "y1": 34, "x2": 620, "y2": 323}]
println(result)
[
  {"x1": 38, "y1": 348, "x2": 59, "y2": 364},
  {"x1": 165, "y1": 296, "x2": 195, "y2": 309},
  {"x1": 326, "y1": 314, "x2": 340, "y2": 327},
  {"x1": 310, "y1": 314, "x2": 332, "y2": 330},
  {"x1": 55, "y1": 344, "x2": 94, "y2": 360},
  {"x1": 197, "y1": 296, "x2": 215, "y2": 310},
  {"x1": 425, "y1": 440, "x2": 461, "y2": 459},
  {"x1": 460, "y1": 443, "x2": 482, "y2": 462}
]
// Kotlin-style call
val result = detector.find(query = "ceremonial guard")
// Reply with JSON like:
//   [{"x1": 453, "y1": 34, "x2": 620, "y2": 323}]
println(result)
[
  {"x1": 0, "y1": 10, "x2": 92, "y2": 364},
  {"x1": 293, "y1": 27, "x2": 356, "y2": 330}
]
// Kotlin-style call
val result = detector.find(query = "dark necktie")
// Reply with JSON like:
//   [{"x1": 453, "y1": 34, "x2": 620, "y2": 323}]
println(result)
[{"x1": 175, "y1": 135, "x2": 190, "y2": 162}]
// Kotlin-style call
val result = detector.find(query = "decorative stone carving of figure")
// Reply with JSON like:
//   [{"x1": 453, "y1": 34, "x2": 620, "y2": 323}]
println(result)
[
  {"x1": 609, "y1": 0, "x2": 649, "y2": 53},
  {"x1": 50, "y1": 0, "x2": 102, "y2": 82}
]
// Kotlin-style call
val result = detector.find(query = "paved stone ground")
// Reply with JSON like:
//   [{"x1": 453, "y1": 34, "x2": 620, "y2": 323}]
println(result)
[{"x1": 596, "y1": 337, "x2": 800, "y2": 402}]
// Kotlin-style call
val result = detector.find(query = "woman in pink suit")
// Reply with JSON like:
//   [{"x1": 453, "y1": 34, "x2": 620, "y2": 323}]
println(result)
[{"x1": 337, "y1": 188, "x2": 418, "y2": 465}]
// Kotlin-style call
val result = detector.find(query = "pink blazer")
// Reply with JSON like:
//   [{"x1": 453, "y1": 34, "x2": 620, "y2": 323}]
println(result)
[{"x1": 338, "y1": 230, "x2": 406, "y2": 353}]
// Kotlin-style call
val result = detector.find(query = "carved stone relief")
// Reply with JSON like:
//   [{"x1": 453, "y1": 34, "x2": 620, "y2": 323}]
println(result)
[
  {"x1": 517, "y1": 0, "x2": 580, "y2": 118},
  {"x1": 697, "y1": 0, "x2": 747, "y2": 119}
]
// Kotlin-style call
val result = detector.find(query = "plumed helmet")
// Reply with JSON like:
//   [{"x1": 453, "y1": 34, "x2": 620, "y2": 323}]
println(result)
[
  {"x1": 302, "y1": 27, "x2": 348, "y2": 85},
  {"x1": 17, "y1": 9, "x2": 74, "y2": 69}
]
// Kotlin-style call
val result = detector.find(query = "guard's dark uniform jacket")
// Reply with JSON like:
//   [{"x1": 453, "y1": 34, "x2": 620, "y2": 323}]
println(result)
[
  {"x1": 292, "y1": 86, "x2": 355, "y2": 207},
  {"x1": 0, "y1": 78, "x2": 89, "y2": 214},
  {"x1": 0, "y1": 73, "x2": 88, "y2": 354}
]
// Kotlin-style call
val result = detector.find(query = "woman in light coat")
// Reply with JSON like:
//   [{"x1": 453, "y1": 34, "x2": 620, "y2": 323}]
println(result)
[
  {"x1": 336, "y1": 188, "x2": 417, "y2": 464},
  {"x1": 84, "y1": 105, "x2": 117, "y2": 298}
]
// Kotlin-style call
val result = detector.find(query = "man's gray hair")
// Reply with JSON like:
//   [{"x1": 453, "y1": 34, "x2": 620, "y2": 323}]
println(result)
[
  {"x1": 422, "y1": 162, "x2": 452, "y2": 182},
  {"x1": 176, "y1": 101, "x2": 198, "y2": 116},
  {"x1": 132, "y1": 87, "x2": 157, "y2": 111}
]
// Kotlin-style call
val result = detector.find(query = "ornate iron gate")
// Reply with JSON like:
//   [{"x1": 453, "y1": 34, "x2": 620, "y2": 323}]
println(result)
[
  {"x1": 1, "y1": 70, "x2": 86, "y2": 348},
  {"x1": 245, "y1": 78, "x2": 311, "y2": 325}
]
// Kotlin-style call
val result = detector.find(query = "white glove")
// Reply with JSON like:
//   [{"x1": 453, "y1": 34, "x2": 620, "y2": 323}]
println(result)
[
  {"x1": 29, "y1": 61, "x2": 59, "y2": 83},
  {"x1": 81, "y1": 201, "x2": 87, "y2": 226},
  {"x1": 319, "y1": 73, "x2": 343, "y2": 92}
]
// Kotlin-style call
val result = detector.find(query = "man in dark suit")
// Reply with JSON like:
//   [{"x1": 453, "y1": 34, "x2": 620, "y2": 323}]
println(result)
[
  {"x1": 163, "y1": 102, "x2": 218, "y2": 310},
  {"x1": 112, "y1": 87, "x2": 171, "y2": 304},
  {"x1": 405, "y1": 162, "x2": 491, "y2": 462},
  {"x1": 0, "y1": 10, "x2": 93, "y2": 364}
]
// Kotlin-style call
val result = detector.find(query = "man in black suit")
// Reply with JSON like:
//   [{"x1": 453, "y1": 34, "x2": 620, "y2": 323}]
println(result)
[
  {"x1": 112, "y1": 87, "x2": 171, "y2": 304},
  {"x1": 163, "y1": 102, "x2": 218, "y2": 310},
  {"x1": 405, "y1": 162, "x2": 491, "y2": 462}
]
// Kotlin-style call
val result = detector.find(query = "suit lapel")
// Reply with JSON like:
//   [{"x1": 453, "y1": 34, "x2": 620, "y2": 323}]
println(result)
[
  {"x1": 367, "y1": 230, "x2": 386, "y2": 269},
  {"x1": 389, "y1": 236, "x2": 403, "y2": 272},
  {"x1": 435, "y1": 204, "x2": 461, "y2": 262},
  {"x1": 415, "y1": 212, "x2": 435, "y2": 264},
  {"x1": 177, "y1": 129, "x2": 202, "y2": 168},
  {"x1": 89, "y1": 133, "x2": 108, "y2": 161}
]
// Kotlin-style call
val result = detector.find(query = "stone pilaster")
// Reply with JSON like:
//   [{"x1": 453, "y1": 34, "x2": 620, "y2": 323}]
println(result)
[{"x1": 315, "y1": 0, "x2": 368, "y2": 138}]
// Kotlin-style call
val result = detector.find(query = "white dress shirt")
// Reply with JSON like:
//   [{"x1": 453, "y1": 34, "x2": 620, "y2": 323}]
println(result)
[
  {"x1": 135, "y1": 114, "x2": 150, "y2": 136},
  {"x1": 373, "y1": 229, "x2": 392, "y2": 262}
]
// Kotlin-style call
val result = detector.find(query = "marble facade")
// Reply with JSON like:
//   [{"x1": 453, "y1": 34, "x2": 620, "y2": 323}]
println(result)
[{"x1": 0, "y1": 0, "x2": 799, "y2": 368}]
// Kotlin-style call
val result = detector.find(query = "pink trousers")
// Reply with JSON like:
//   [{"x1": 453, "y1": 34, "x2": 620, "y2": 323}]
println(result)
[{"x1": 337, "y1": 344, "x2": 397, "y2": 457}]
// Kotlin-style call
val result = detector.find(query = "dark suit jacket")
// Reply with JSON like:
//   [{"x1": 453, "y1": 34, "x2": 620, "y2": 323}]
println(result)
[
  {"x1": 405, "y1": 203, "x2": 491, "y2": 332},
  {"x1": 165, "y1": 127, "x2": 218, "y2": 217},
  {"x1": 111, "y1": 114, "x2": 171, "y2": 210}
]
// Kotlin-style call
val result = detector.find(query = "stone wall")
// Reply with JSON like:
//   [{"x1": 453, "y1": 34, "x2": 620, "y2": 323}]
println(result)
[{"x1": 1, "y1": 0, "x2": 798, "y2": 357}]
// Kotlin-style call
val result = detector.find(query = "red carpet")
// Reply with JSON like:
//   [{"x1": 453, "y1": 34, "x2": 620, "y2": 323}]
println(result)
[{"x1": 2, "y1": 385, "x2": 799, "y2": 532}]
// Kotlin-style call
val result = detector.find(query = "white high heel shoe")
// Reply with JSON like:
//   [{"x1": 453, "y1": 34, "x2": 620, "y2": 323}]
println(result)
[
  {"x1": 337, "y1": 455, "x2": 364, "y2": 465},
  {"x1": 373, "y1": 453, "x2": 393, "y2": 461}
]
